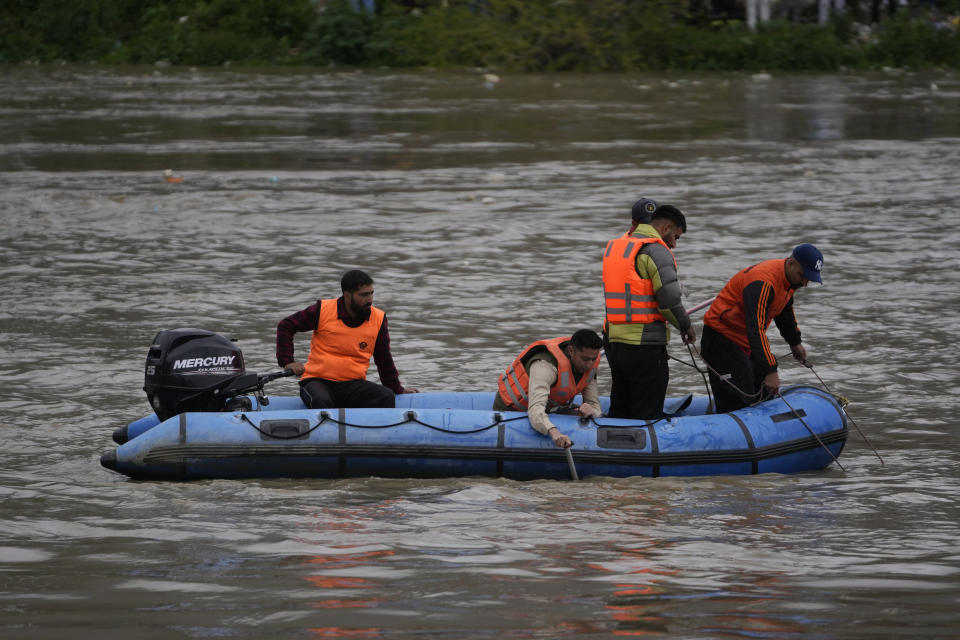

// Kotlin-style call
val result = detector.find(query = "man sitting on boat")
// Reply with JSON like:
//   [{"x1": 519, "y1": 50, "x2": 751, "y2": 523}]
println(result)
[
  {"x1": 494, "y1": 330, "x2": 603, "y2": 448},
  {"x1": 699, "y1": 244, "x2": 822, "y2": 412},
  {"x1": 276, "y1": 269, "x2": 417, "y2": 409}
]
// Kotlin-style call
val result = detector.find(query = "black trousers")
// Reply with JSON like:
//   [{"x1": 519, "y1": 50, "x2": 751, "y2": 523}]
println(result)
[
  {"x1": 300, "y1": 378, "x2": 395, "y2": 409},
  {"x1": 699, "y1": 325, "x2": 764, "y2": 413},
  {"x1": 604, "y1": 340, "x2": 669, "y2": 420}
]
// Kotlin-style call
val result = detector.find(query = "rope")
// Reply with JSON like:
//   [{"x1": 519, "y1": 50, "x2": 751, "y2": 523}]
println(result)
[
  {"x1": 769, "y1": 353, "x2": 883, "y2": 465},
  {"x1": 669, "y1": 342, "x2": 855, "y2": 470},
  {"x1": 684, "y1": 339, "x2": 715, "y2": 412},
  {"x1": 670, "y1": 342, "x2": 765, "y2": 406},
  {"x1": 242, "y1": 411, "x2": 531, "y2": 437},
  {"x1": 246, "y1": 409, "x2": 583, "y2": 481},
  {"x1": 795, "y1": 362, "x2": 884, "y2": 466},
  {"x1": 240, "y1": 348, "x2": 875, "y2": 470},
  {"x1": 775, "y1": 391, "x2": 846, "y2": 471}
]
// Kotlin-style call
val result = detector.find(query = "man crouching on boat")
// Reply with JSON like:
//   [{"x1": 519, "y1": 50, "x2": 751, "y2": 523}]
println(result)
[
  {"x1": 494, "y1": 330, "x2": 603, "y2": 448},
  {"x1": 276, "y1": 269, "x2": 417, "y2": 409},
  {"x1": 699, "y1": 244, "x2": 822, "y2": 413}
]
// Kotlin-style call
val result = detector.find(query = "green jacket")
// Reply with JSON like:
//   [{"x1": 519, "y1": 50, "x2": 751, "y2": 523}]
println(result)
[{"x1": 606, "y1": 224, "x2": 691, "y2": 346}]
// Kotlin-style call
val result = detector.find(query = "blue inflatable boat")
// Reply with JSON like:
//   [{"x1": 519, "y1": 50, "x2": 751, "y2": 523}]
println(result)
[{"x1": 100, "y1": 386, "x2": 848, "y2": 481}]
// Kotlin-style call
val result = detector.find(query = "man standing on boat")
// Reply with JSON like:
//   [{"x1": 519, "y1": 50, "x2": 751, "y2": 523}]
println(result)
[
  {"x1": 494, "y1": 330, "x2": 603, "y2": 448},
  {"x1": 276, "y1": 269, "x2": 417, "y2": 409},
  {"x1": 699, "y1": 244, "x2": 823, "y2": 412},
  {"x1": 602, "y1": 200, "x2": 696, "y2": 420}
]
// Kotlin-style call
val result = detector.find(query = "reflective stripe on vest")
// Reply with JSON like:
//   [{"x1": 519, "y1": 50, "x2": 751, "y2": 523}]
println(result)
[
  {"x1": 496, "y1": 337, "x2": 600, "y2": 411},
  {"x1": 602, "y1": 234, "x2": 674, "y2": 325},
  {"x1": 704, "y1": 258, "x2": 795, "y2": 353},
  {"x1": 499, "y1": 364, "x2": 529, "y2": 408}
]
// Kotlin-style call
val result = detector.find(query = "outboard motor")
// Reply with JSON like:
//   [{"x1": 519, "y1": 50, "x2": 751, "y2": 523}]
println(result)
[{"x1": 144, "y1": 328, "x2": 246, "y2": 421}]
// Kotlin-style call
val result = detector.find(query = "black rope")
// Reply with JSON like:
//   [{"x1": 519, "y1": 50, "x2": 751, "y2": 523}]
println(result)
[
  {"x1": 301, "y1": 411, "x2": 526, "y2": 436},
  {"x1": 240, "y1": 407, "x2": 576, "y2": 438},
  {"x1": 775, "y1": 391, "x2": 846, "y2": 471},
  {"x1": 340, "y1": 416, "x2": 499, "y2": 434},
  {"x1": 671, "y1": 343, "x2": 765, "y2": 406},
  {"x1": 683, "y1": 340, "x2": 714, "y2": 412},
  {"x1": 674, "y1": 342, "x2": 870, "y2": 469},
  {"x1": 327, "y1": 418, "x2": 412, "y2": 430},
  {"x1": 668, "y1": 352, "x2": 701, "y2": 370},
  {"x1": 776, "y1": 359, "x2": 885, "y2": 466},
  {"x1": 668, "y1": 346, "x2": 848, "y2": 471}
]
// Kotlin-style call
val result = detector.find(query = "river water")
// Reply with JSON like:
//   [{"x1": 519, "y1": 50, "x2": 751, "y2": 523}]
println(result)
[{"x1": 1, "y1": 66, "x2": 958, "y2": 639}]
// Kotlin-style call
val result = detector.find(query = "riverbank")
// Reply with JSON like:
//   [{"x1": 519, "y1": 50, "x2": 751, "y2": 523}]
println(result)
[{"x1": 2, "y1": 0, "x2": 959, "y2": 71}]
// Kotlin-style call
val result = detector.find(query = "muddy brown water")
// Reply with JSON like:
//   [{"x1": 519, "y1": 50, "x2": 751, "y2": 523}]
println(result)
[{"x1": 1, "y1": 66, "x2": 958, "y2": 639}]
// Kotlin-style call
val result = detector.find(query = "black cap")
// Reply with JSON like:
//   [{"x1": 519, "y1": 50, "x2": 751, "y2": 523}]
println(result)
[{"x1": 631, "y1": 198, "x2": 658, "y2": 223}]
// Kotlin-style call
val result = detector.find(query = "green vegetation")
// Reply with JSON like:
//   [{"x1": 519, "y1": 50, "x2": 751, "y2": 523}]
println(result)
[{"x1": 2, "y1": 0, "x2": 959, "y2": 70}]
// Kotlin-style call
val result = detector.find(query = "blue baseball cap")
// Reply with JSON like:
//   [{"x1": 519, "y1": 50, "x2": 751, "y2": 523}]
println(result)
[
  {"x1": 792, "y1": 244, "x2": 823, "y2": 283},
  {"x1": 631, "y1": 198, "x2": 658, "y2": 223}
]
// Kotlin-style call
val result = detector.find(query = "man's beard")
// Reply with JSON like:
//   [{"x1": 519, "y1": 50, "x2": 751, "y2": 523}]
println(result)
[{"x1": 354, "y1": 305, "x2": 372, "y2": 322}]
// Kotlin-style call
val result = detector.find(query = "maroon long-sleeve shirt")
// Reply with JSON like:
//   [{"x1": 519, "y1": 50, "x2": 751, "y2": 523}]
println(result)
[{"x1": 276, "y1": 297, "x2": 406, "y2": 394}]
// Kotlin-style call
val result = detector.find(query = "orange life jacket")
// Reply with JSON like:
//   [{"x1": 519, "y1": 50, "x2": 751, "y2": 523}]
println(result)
[
  {"x1": 302, "y1": 298, "x2": 385, "y2": 382},
  {"x1": 497, "y1": 337, "x2": 600, "y2": 411},
  {"x1": 602, "y1": 234, "x2": 675, "y2": 326},
  {"x1": 704, "y1": 258, "x2": 795, "y2": 354}
]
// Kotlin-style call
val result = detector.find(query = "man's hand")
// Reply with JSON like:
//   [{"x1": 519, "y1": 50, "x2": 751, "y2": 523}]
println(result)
[
  {"x1": 791, "y1": 343, "x2": 809, "y2": 367},
  {"x1": 681, "y1": 326, "x2": 697, "y2": 344},
  {"x1": 284, "y1": 361, "x2": 305, "y2": 376},
  {"x1": 762, "y1": 371, "x2": 780, "y2": 398},
  {"x1": 548, "y1": 427, "x2": 572, "y2": 448},
  {"x1": 400, "y1": 387, "x2": 419, "y2": 394},
  {"x1": 577, "y1": 404, "x2": 601, "y2": 420}
]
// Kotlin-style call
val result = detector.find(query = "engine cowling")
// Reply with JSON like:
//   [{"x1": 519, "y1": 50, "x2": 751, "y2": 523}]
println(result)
[{"x1": 143, "y1": 328, "x2": 245, "y2": 421}]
